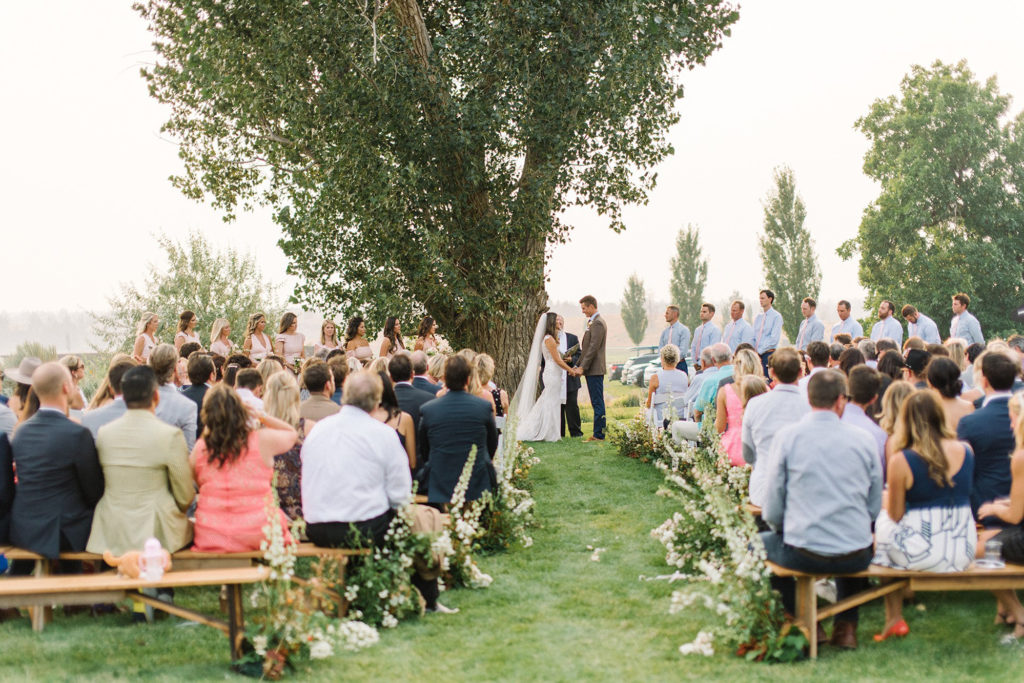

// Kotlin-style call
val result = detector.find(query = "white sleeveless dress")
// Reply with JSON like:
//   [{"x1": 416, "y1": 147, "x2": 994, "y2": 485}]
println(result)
[{"x1": 517, "y1": 336, "x2": 563, "y2": 442}]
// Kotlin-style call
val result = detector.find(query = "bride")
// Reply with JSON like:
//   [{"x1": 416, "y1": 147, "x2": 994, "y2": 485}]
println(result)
[{"x1": 512, "y1": 312, "x2": 576, "y2": 442}]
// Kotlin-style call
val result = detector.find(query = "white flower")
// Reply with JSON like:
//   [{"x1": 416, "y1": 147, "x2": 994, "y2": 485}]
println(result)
[
  {"x1": 678, "y1": 630, "x2": 715, "y2": 656},
  {"x1": 309, "y1": 639, "x2": 333, "y2": 660},
  {"x1": 252, "y1": 635, "x2": 268, "y2": 656},
  {"x1": 336, "y1": 620, "x2": 380, "y2": 651},
  {"x1": 381, "y1": 612, "x2": 398, "y2": 629},
  {"x1": 590, "y1": 547, "x2": 606, "y2": 562}
]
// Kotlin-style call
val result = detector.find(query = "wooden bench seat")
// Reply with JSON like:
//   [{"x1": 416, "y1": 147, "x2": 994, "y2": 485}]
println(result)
[
  {"x1": 766, "y1": 560, "x2": 1024, "y2": 658},
  {"x1": 0, "y1": 567, "x2": 269, "y2": 661}
]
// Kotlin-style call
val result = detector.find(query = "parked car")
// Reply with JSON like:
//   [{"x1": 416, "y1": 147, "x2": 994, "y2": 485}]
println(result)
[
  {"x1": 620, "y1": 353, "x2": 659, "y2": 385},
  {"x1": 609, "y1": 362, "x2": 624, "y2": 381}
]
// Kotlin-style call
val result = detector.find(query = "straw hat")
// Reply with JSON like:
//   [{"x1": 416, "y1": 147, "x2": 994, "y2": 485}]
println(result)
[{"x1": 6, "y1": 356, "x2": 42, "y2": 385}]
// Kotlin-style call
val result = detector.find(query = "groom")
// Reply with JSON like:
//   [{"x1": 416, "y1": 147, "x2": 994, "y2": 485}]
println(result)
[{"x1": 575, "y1": 295, "x2": 607, "y2": 442}]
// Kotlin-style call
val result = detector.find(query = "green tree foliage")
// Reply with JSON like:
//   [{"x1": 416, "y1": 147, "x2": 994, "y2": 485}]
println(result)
[
  {"x1": 93, "y1": 232, "x2": 284, "y2": 354},
  {"x1": 669, "y1": 224, "x2": 709, "y2": 331},
  {"x1": 839, "y1": 60, "x2": 1024, "y2": 336},
  {"x1": 135, "y1": 0, "x2": 739, "y2": 385},
  {"x1": 621, "y1": 274, "x2": 649, "y2": 346},
  {"x1": 758, "y1": 166, "x2": 821, "y2": 341}
]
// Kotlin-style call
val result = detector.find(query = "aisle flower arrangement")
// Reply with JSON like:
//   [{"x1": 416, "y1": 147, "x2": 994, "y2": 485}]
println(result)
[
  {"x1": 480, "y1": 417, "x2": 541, "y2": 551},
  {"x1": 440, "y1": 446, "x2": 493, "y2": 589}
]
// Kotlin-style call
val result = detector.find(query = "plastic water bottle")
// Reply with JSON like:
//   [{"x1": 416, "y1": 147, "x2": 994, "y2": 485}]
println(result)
[{"x1": 139, "y1": 538, "x2": 165, "y2": 581}]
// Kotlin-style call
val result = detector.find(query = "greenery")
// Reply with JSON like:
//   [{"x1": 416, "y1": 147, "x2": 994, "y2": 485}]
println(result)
[
  {"x1": 2, "y1": 341, "x2": 59, "y2": 399},
  {"x1": 839, "y1": 60, "x2": 1024, "y2": 338},
  {"x1": 759, "y1": 166, "x2": 822, "y2": 342},
  {"x1": 92, "y1": 232, "x2": 284, "y2": 354},
  {"x1": 669, "y1": 224, "x2": 710, "y2": 331},
  {"x1": 134, "y1": 0, "x2": 739, "y2": 386},
  {"x1": 620, "y1": 274, "x2": 650, "y2": 346}
]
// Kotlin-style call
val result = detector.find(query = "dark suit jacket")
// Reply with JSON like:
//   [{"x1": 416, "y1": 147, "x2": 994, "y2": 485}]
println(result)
[
  {"x1": 412, "y1": 376, "x2": 442, "y2": 396},
  {"x1": 181, "y1": 383, "x2": 209, "y2": 438},
  {"x1": 957, "y1": 396, "x2": 1015, "y2": 513},
  {"x1": 418, "y1": 391, "x2": 498, "y2": 504},
  {"x1": 395, "y1": 382, "x2": 436, "y2": 433},
  {"x1": 10, "y1": 410, "x2": 104, "y2": 558},
  {"x1": 0, "y1": 434, "x2": 13, "y2": 544}
]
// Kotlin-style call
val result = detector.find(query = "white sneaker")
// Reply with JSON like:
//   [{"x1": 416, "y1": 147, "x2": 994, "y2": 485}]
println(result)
[{"x1": 427, "y1": 603, "x2": 459, "y2": 614}]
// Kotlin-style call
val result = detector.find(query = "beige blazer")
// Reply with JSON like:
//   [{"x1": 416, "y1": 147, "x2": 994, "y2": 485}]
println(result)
[
  {"x1": 580, "y1": 314, "x2": 607, "y2": 376},
  {"x1": 86, "y1": 410, "x2": 194, "y2": 555},
  {"x1": 300, "y1": 395, "x2": 341, "y2": 422}
]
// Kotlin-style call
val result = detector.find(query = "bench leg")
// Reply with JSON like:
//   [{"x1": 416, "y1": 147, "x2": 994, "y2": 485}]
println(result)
[
  {"x1": 794, "y1": 576, "x2": 818, "y2": 659},
  {"x1": 226, "y1": 584, "x2": 245, "y2": 662},
  {"x1": 29, "y1": 559, "x2": 53, "y2": 632}
]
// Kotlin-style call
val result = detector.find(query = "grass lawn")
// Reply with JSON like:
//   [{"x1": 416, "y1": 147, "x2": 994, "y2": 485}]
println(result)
[{"x1": 2, "y1": 413, "x2": 1024, "y2": 680}]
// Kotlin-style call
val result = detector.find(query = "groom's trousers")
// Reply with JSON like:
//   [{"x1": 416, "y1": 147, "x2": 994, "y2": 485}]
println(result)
[
  {"x1": 585, "y1": 375, "x2": 606, "y2": 440},
  {"x1": 560, "y1": 390, "x2": 583, "y2": 438}
]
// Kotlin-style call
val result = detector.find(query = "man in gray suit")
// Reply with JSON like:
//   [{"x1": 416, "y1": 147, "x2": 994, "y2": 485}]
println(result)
[
  {"x1": 82, "y1": 360, "x2": 138, "y2": 438},
  {"x1": 149, "y1": 344, "x2": 198, "y2": 450}
]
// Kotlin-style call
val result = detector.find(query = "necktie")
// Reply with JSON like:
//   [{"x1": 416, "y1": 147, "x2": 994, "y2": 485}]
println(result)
[
  {"x1": 952, "y1": 315, "x2": 959, "y2": 337},
  {"x1": 756, "y1": 312, "x2": 767, "y2": 350},
  {"x1": 696, "y1": 325, "x2": 704, "y2": 355},
  {"x1": 724, "y1": 323, "x2": 732, "y2": 345},
  {"x1": 797, "y1": 320, "x2": 806, "y2": 348}
]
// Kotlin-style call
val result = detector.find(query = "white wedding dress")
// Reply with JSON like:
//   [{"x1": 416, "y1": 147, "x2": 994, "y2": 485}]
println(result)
[{"x1": 512, "y1": 319, "x2": 564, "y2": 443}]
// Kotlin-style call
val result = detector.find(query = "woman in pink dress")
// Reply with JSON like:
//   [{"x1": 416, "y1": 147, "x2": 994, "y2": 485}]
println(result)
[
  {"x1": 132, "y1": 312, "x2": 159, "y2": 364},
  {"x1": 314, "y1": 320, "x2": 340, "y2": 357},
  {"x1": 274, "y1": 312, "x2": 306, "y2": 367},
  {"x1": 174, "y1": 310, "x2": 203, "y2": 352},
  {"x1": 378, "y1": 316, "x2": 405, "y2": 358},
  {"x1": 243, "y1": 313, "x2": 272, "y2": 362},
  {"x1": 209, "y1": 318, "x2": 234, "y2": 357},
  {"x1": 345, "y1": 316, "x2": 374, "y2": 366},
  {"x1": 190, "y1": 384, "x2": 298, "y2": 552},
  {"x1": 413, "y1": 316, "x2": 438, "y2": 353},
  {"x1": 716, "y1": 349, "x2": 762, "y2": 467}
]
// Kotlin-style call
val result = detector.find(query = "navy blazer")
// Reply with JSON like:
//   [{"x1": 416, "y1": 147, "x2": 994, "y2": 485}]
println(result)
[
  {"x1": 0, "y1": 434, "x2": 13, "y2": 544},
  {"x1": 418, "y1": 391, "x2": 498, "y2": 504},
  {"x1": 957, "y1": 396, "x2": 1015, "y2": 514},
  {"x1": 412, "y1": 376, "x2": 442, "y2": 396},
  {"x1": 181, "y1": 383, "x2": 210, "y2": 437},
  {"x1": 394, "y1": 382, "x2": 436, "y2": 434},
  {"x1": 10, "y1": 410, "x2": 104, "y2": 558}
]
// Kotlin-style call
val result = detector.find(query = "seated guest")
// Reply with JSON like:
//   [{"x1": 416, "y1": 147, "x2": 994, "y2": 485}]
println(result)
[
  {"x1": 646, "y1": 344, "x2": 688, "y2": 426},
  {"x1": 798, "y1": 341, "x2": 829, "y2": 393},
  {"x1": 0, "y1": 392, "x2": 16, "y2": 438},
  {"x1": 0, "y1": 434, "x2": 12, "y2": 543},
  {"x1": 419, "y1": 355, "x2": 498, "y2": 505},
  {"x1": 149, "y1": 344, "x2": 198, "y2": 450},
  {"x1": 9, "y1": 363, "x2": 104, "y2": 558},
  {"x1": 927, "y1": 357, "x2": 974, "y2": 431},
  {"x1": 828, "y1": 342, "x2": 845, "y2": 368},
  {"x1": 837, "y1": 347, "x2": 865, "y2": 376},
  {"x1": 190, "y1": 385, "x2": 297, "y2": 552},
  {"x1": 880, "y1": 380, "x2": 915, "y2": 460},
  {"x1": 83, "y1": 360, "x2": 138, "y2": 438},
  {"x1": 957, "y1": 351, "x2": 1018, "y2": 518},
  {"x1": 761, "y1": 370, "x2": 882, "y2": 649},
  {"x1": 87, "y1": 366, "x2": 194, "y2": 555},
  {"x1": 876, "y1": 338, "x2": 900, "y2": 355},
  {"x1": 834, "y1": 333, "x2": 853, "y2": 347},
  {"x1": 682, "y1": 347, "x2": 716, "y2": 419},
  {"x1": 411, "y1": 351, "x2": 441, "y2": 395},
  {"x1": 474, "y1": 354, "x2": 509, "y2": 417},
  {"x1": 372, "y1": 372, "x2": 417, "y2": 470},
  {"x1": 903, "y1": 348, "x2": 930, "y2": 388},
  {"x1": 858, "y1": 339, "x2": 878, "y2": 369},
  {"x1": 327, "y1": 355, "x2": 349, "y2": 405},
  {"x1": 299, "y1": 361, "x2": 340, "y2": 421},
  {"x1": 903, "y1": 336, "x2": 927, "y2": 352},
  {"x1": 842, "y1": 366, "x2": 888, "y2": 476},
  {"x1": 301, "y1": 371, "x2": 454, "y2": 613},
  {"x1": 391, "y1": 352, "x2": 436, "y2": 433},
  {"x1": 179, "y1": 341, "x2": 203, "y2": 360},
  {"x1": 977, "y1": 393, "x2": 1024, "y2": 641},
  {"x1": 264, "y1": 372, "x2": 314, "y2": 521},
  {"x1": 181, "y1": 353, "x2": 216, "y2": 437},
  {"x1": 873, "y1": 390, "x2": 976, "y2": 642},
  {"x1": 235, "y1": 368, "x2": 266, "y2": 413},
  {"x1": 693, "y1": 343, "x2": 733, "y2": 423},
  {"x1": 742, "y1": 348, "x2": 808, "y2": 507},
  {"x1": 426, "y1": 353, "x2": 447, "y2": 387},
  {"x1": 716, "y1": 349, "x2": 760, "y2": 466},
  {"x1": 5, "y1": 356, "x2": 41, "y2": 418}
]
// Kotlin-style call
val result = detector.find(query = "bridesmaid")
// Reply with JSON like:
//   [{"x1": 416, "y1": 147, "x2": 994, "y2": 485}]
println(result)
[
  {"x1": 174, "y1": 311, "x2": 203, "y2": 352},
  {"x1": 274, "y1": 312, "x2": 306, "y2": 367},
  {"x1": 209, "y1": 318, "x2": 234, "y2": 357},
  {"x1": 345, "y1": 316, "x2": 373, "y2": 366},
  {"x1": 132, "y1": 312, "x2": 159, "y2": 364},
  {"x1": 413, "y1": 316, "x2": 438, "y2": 353},
  {"x1": 314, "y1": 319, "x2": 341, "y2": 357},
  {"x1": 378, "y1": 317, "x2": 405, "y2": 358},
  {"x1": 243, "y1": 313, "x2": 272, "y2": 362}
]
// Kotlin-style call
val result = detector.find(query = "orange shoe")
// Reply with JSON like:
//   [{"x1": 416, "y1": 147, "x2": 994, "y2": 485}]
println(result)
[{"x1": 873, "y1": 619, "x2": 909, "y2": 642}]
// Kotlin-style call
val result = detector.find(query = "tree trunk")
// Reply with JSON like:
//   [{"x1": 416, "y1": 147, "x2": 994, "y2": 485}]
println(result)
[{"x1": 461, "y1": 285, "x2": 548, "y2": 392}]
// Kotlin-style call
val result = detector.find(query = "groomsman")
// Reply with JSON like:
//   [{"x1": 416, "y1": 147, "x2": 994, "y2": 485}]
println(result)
[
  {"x1": 795, "y1": 297, "x2": 825, "y2": 351},
  {"x1": 690, "y1": 303, "x2": 722, "y2": 371},
  {"x1": 659, "y1": 305, "x2": 691, "y2": 374},
  {"x1": 722, "y1": 300, "x2": 755, "y2": 352},
  {"x1": 556, "y1": 315, "x2": 583, "y2": 438},
  {"x1": 753, "y1": 289, "x2": 783, "y2": 376},
  {"x1": 900, "y1": 305, "x2": 941, "y2": 344},
  {"x1": 869, "y1": 300, "x2": 903, "y2": 345},
  {"x1": 831, "y1": 300, "x2": 863, "y2": 341},
  {"x1": 950, "y1": 293, "x2": 984, "y2": 345}
]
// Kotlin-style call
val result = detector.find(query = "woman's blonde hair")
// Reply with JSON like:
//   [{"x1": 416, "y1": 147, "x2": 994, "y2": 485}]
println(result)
[
  {"x1": 246, "y1": 313, "x2": 266, "y2": 338},
  {"x1": 659, "y1": 344, "x2": 679, "y2": 367},
  {"x1": 368, "y1": 356, "x2": 390, "y2": 375},
  {"x1": 733, "y1": 349, "x2": 761, "y2": 380},
  {"x1": 59, "y1": 355, "x2": 82, "y2": 374},
  {"x1": 879, "y1": 379, "x2": 915, "y2": 434},
  {"x1": 739, "y1": 375, "x2": 768, "y2": 408},
  {"x1": 264, "y1": 371, "x2": 301, "y2": 428},
  {"x1": 210, "y1": 318, "x2": 230, "y2": 346},
  {"x1": 943, "y1": 338, "x2": 967, "y2": 370},
  {"x1": 136, "y1": 312, "x2": 158, "y2": 337},
  {"x1": 320, "y1": 319, "x2": 339, "y2": 346},
  {"x1": 427, "y1": 353, "x2": 447, "y2": 380},
  {"x1": 892, "y1": 390, "x2": 956, "y2": 486},
  {"x1": 475, "y1": 354, "x2": 496, "y2": 386},
  {"x1": 257, "y1": 357, "x2": 285, "y2": 384},
  {"x1": 87, "y1": 353, "x2": 134, "y2": 410}
]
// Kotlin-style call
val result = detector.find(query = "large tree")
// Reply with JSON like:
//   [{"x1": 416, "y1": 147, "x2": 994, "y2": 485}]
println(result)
[
  {"x1": 758, "y1": 166, "x2": 821, "y2": 341},
  {"x1": 669, "y1": 223, "x2": 709, "y2": 331},
  {"x1": 136, "y1": 0, "x2": 739, "y2": 385},
  {"x1": 621, "y1": 274, "x2": 649, "y2": 346},
  {"x1": 839, "y1": 60, "x2": 1024, "y2": 336}
]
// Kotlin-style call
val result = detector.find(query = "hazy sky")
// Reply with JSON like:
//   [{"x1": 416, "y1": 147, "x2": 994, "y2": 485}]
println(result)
[{"x1": 3, "y1": 1, "x2": 1022, "y2": 317}]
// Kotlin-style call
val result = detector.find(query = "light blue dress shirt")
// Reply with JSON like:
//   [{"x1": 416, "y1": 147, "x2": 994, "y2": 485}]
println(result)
[
  {"x1": 830, "y1": 317, "x2": 864, "y2": 341},
  {"x1": 762, "y1": 411, "x2": 883, "y2": 555},
  {"x1": 840, "y1": 403, "x2": 888, "y2": 475},
  {"x1": 950, "y1": 311, "x2": 984, "y2": 345},
  {"x1": 794, "y1": 314, "x2": 825, "y2": 350},
  {"x1": 908, "y1": 313, "x2": 941, "y2": 344},
  {"x1": 659, "y1": 321, "x2": 691, "y2": 357},
  {"x1": 752, "y1": 307, "x2": 783, "y2": 354},
  {"x1": 722, "y1": 318, "x2": 755, "y2": 351},
  {"x1": 690, "y1": 321, "x2": 722, "y2": 362},
  {"x1": 156, "y1": 383, "x2": 198, "y2": 451},
  {"x1": 695, "y1": 364, "x2": 733, "y2": 419},
  {"x1": 869, "y1": 316, "x2": 904, "y2": 345},
  {"x1": 742, "y1": 384, "x2": 810, "y2": 507}
]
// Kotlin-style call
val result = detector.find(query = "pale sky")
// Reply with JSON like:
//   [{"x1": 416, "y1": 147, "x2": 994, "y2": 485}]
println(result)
[{"x1": 2, "y1": 1, "x2": 1022, "y2": 317}]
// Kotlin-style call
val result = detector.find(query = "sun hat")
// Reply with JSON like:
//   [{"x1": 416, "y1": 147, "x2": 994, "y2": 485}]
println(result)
[{"x1": 6, "y1": 356, "x2": 42, "y2": 385}]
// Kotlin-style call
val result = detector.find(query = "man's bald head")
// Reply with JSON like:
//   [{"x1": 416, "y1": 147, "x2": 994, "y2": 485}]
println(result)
[{"x1": 32, "y1": 362, "x2": 72, "y2": 402}]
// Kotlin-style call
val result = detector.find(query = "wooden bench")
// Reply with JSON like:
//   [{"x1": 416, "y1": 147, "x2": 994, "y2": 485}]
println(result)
[
  {"x1": 0, "y1": 567, "x2": 268, "y2": 661},
  {"x1": 0, "y1": 543, "x2": 369, "y2": 632},
  {"x1": 766, "y1": 560, "x2": 1024, "y2": 658}
]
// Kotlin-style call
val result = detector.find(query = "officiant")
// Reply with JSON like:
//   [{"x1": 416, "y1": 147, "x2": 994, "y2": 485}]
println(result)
[{"x1": 556, "y1": 315, "x2": 583, "y2": 438}]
